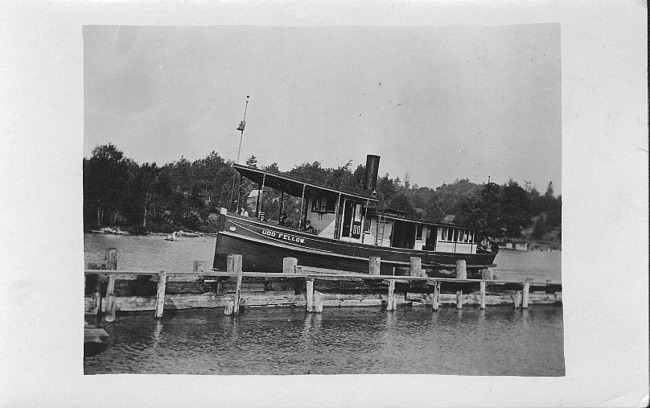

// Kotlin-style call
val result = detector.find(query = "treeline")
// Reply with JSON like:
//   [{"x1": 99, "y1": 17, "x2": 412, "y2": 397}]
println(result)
[{"x1": 83, "y1": 144, "x2": 561, "y2": 244}]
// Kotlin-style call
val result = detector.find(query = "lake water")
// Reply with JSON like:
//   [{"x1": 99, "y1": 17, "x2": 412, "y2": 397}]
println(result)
[{"x1": 84, "y1": 234, "x2": 564, "y2": 376}]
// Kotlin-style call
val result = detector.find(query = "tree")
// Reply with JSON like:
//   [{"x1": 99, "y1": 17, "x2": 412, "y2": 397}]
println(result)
[
  {"x1": 433, "y1": 179, "x2": 482, "y2": 216},
  {"x1": 423, "y1": 195, "x2": 445, "y2": 222},
  {"x1": 376, "y1": 173, "x2": 397, "y2": 208},
  {"x1": 454, "y1": 182, "x2": 502, "y2": 235},
  {"x1": 531, "y1": 218, "x2": 547, "y2": 240},
  {"x1": 84, "y1": 144, "x2": 130, "y2": 226},
  {"x1": 546, "y1": 195, "x2": 562, "y2": 228},
  {"x1": 499, "y1": 180, "x2": 532, "y2": 238},
  {"x1": 386, "y1": 193, "x2": 414, "y2": 215},
  {"x1": 124, "y1": 161, "x2": 160, "y2": 228}
]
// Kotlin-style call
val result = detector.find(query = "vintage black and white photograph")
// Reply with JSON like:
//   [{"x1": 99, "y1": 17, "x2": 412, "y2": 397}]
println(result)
[
  {"x1": 82, "y1": 24, "x2": 564, "y2": 376},
  {"x1": 2, "y1": 1, "x2": 647, "y2": 407}
]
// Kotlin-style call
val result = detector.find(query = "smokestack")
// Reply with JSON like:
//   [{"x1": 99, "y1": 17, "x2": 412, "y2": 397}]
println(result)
[{"x1": 363, "y1": 154, "x2": 380, "y2": 196}]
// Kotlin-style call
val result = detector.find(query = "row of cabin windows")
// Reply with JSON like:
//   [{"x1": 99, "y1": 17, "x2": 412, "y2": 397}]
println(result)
[
  {"x1": 311, "y1": 195, "x2": 476, "y2": 246},
  {"x1": 363, "y1": 220, "x2": 475, "y2": 245},
  {"x1": 438, "y1": 227, "x2": 476, "y2": 244}
]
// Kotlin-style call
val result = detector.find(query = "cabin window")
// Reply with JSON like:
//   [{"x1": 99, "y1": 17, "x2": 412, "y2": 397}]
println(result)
[
  {"x1": 326, "y1": 195, "x2": 336, "y2": 212},
  {"x1": 416, "y1": 224, "x2": 423, "y2": 240},
  {"x1": 352, "y1": 203, "x2": 363, "y2": 238},
  {"x1": 364, "y1": 217, "x2": 371, "y2": 233},
  {"x1": 424, "y1": 227, "x2": 436, "y2": 250},
  {"x1": 311, "y1": 195, "x2": 336, "y2": 213},
  {"x1": 441, "y1": 227, "x2": 458, "y2": 242}
]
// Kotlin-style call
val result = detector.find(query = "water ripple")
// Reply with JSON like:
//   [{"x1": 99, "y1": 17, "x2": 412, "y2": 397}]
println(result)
[{"x1": 85, "y1": 306, "x2": 564, "y2": 376}]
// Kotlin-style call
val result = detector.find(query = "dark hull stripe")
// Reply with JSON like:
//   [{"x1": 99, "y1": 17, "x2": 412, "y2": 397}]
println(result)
[{"x1": 213, "y1": 214, "x2": 497, "y2": 273}]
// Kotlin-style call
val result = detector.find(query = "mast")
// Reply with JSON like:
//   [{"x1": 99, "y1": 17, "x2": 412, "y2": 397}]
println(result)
[
  {"x1": 229, "y1": 96, "x2": 250, "y2": 212},
  {"x1": 236, "y1": 96, "x2": 250, "y2": 164}
]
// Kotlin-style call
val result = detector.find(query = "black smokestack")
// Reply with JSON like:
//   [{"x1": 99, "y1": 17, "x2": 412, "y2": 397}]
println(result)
[{"x1": 363, "y1": 154, "x2": 380, "y2": 194}]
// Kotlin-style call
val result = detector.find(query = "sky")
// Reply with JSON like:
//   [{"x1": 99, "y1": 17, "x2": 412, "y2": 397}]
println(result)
[{"x1": 84, "y1": 24, "x2": 561, "y2": 194}]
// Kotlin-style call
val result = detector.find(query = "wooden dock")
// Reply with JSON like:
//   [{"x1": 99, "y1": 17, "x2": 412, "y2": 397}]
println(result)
[{"x1": 85, "y1": 249, "x2": 562, "y2": 320}]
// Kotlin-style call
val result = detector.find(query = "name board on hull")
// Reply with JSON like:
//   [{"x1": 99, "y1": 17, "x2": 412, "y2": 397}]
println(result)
[{"x1": 261, "y1": 229, "x2": 306, "y2": 245}]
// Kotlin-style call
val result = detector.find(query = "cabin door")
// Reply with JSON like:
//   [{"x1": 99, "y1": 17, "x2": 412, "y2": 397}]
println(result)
[
  {"x1": 391, "y1": 221, "x2": 416, "y2": 249},
  {"x1": 341, "y1": 200, "x2": 363, "y2": 239}
]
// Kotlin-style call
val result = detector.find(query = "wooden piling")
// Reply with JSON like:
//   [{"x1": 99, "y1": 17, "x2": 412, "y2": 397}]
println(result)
[
  {"x1": 105, "y1": 248, "x2": 118, "y2": 271},
  {"x1": 432, "y1": 282, "x2": 440, "y2": 311},
  {"x1": 283, "y1": 257, "x2": 298, "y2": 274},
  {"x1": 224, "y1": 299, "x2": 234, "y2": 315},
  {"x1": 154, "y1": 271, "x2": 167, "y2": 318},
  {"x1": 104, "y1": 248, "x2": 118, "y2": 322},
  {"x1": 369, "y1": 256, "x2": 381, "y2": 276},
  {"x1": 306, "y1": 279, "x2": 314, "y2": 312},
  {"x1": 104, "y1": 276, "x2": 116, "y2": 322},
  {"x1": 479, "y1": 281, "x2": 486, "y2": 310},
  {"x1": 88, "y1": 262, "x2": 104, "y2": 316},
  {"x1": 228, "y1": 254, "x2": 243, "y2": 315},
  {"x1": 455, "y1": 259, "x2": 467, "y2": 280},
  {"x1": 387, "y1": 279, "x2": 396, "y2": 311},
  {"x1": 522, "y1": 282, "x2": 530, "y2": 309},
  {"x1": 93, "y1": 286, "x2": 102, "y2": 316},
  {"x1": 513, "y1": 291, "x2": 523, "y2": 309},
  {"x1": 410, "y1": 257, "x2": 422, "y2": 277},
  {"x1": 456, "y1": 290, "x2": 463, "y2": 309},
  {"x1": 314, "y1": 291, "x2": 323, "y2": 313}
]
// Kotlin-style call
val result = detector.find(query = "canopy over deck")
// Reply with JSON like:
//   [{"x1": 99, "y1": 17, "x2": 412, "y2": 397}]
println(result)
[{"x1": 234, "y1": 164, "x2": 378, "y2": 203}]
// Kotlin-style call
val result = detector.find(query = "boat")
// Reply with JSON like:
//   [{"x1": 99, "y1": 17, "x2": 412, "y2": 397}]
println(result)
[
  {"x1": 213, "y1": 155, "x2": 498, "y2": 277},
  {"x1": 90, "y1": 226, "x2": 128, "y2": 235},
  {"x1": 177, "y1": 230, "x2": 202, "y2": 237},
  {"x1": 164, "y1": 230, "x2": 203, "y2": 241}
]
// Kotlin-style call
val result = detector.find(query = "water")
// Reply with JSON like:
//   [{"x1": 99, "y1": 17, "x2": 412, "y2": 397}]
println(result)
[
  {"x1": 84, "y1": 234, "x2": 217, "y2": 273},
  {"x1": 84, "y1": 234, "x2": 564, "y2": 376},
  {"x1": 83, "y1": 234, "x2": 562, "y2": 282}
]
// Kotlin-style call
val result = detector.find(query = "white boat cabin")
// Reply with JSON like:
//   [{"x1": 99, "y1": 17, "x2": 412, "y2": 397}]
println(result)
[
  {"x1": 233, "y1": 164, "x2": 480, "y2": 255},
  {"x1": 303, "y1": 193, "x2": 477, "y2": 254}
]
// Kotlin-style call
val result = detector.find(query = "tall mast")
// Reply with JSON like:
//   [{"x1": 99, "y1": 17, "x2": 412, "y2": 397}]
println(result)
[
  {"x1": 230, "y1": 95, "x2": 250, "y2": 211},
  {"x1": 236, "y1": 95, "x2": 249, "y2": 164}
]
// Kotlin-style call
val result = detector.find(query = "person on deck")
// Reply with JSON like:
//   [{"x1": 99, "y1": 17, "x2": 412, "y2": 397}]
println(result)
[
  {"x1": 303, "y1": 220, "x2": 315, "y2": 234},
  {"x1": 279, "y1": 213, "x2": 287, "y2": 226},
  {"x1": 477, "y1": 236, "x2": 489, "y2": 253}
]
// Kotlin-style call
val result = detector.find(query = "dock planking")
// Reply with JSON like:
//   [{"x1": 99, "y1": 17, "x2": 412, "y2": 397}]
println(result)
[{"x1": 85, "y1": 250, "x2": 562, "y2": 319}]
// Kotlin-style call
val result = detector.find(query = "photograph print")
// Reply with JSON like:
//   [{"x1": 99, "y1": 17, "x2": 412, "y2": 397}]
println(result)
[{"x1": 83, "y1": 24, "x2": 563, "y2": 376}]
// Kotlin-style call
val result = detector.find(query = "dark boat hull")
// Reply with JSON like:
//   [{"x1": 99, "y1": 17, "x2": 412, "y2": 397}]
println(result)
[{"x1": 213, "y1": 214, "x2": 497, "y2": 275}]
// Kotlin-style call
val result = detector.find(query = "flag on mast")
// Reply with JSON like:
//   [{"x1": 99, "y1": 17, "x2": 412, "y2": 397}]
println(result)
[{"x1": 237, "y1": 120, "x2": 246, "y2": 131}]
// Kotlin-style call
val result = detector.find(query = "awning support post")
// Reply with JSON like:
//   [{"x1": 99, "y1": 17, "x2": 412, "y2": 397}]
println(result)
[
  {"x1": 333, "y1": 192, "x2": 341, "y2": 239},
  {"x1": 298, "y1": 184, "x2": 306, "y2": 229}
]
